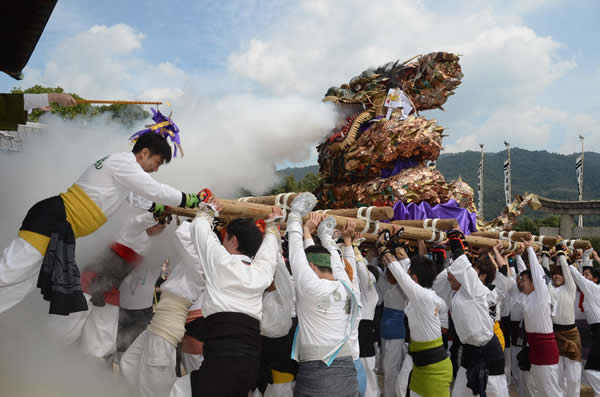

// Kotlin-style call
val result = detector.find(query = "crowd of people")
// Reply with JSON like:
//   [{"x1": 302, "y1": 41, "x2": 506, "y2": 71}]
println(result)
[{"x1": 1, "y1": 92, "x2": 600, "y2": 397}]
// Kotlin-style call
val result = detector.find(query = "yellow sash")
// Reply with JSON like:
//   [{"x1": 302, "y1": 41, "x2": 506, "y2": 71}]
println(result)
[
  {"x1": 60, "y1": 184, "x2": 107, "y2": 238},
  {"x1": 272, "y1": 369, "x2": 294, "y2": 384},
  {"x1": 18, "y1": 184, "x2": 106, "y2": 256},
  {"x1": 494, "y1": 321, "x2": 505, "y2": 351}
]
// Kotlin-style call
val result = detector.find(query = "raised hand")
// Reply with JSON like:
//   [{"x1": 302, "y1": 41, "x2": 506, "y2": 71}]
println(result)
[{"x1": 303, "y1": 212, "x2": 324, "y2": 237}]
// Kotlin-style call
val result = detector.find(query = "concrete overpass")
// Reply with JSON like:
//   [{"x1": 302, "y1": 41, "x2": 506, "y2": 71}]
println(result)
[{"x1": 535, "y1": 196, "x2": 600, "y2": 238}]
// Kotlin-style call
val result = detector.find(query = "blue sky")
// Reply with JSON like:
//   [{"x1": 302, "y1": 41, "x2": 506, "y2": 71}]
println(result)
[{"x1": 2, "y1": 0, "x2": 600, "y2": 164}]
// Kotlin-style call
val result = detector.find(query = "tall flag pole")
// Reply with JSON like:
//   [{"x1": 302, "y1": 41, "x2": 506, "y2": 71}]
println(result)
[
  {"x1": 577, "y1": 135, "x2": 584, "y2": 227},
  {"x1": 478, "y1": 144, "x2": 484, "y2": 218},
  {"x1": 504, "y1": 141, "x2": 512, "y2": 206}
]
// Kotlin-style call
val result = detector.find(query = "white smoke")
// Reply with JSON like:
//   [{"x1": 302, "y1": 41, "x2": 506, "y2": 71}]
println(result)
[
  {"x1": 0, "y1": 86, "x2": 335, "y2": 396},
  {"x1": 150, "y1": 93, "x2": 335, "y2": 196}
]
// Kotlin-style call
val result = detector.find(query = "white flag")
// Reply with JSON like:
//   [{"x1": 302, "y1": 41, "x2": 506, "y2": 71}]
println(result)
[
  {"x1": 503, "y1": 159, "x2": 511, "y2": 206},
  {"x1": 576, "y1": 155, "x2": 583, "y2": 199}
]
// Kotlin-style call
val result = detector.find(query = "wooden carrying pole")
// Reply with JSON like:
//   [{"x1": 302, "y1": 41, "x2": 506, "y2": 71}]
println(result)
[
  {"x1": 165, "y1": 200, "x2": 514, "y2": 250},
  {"x1": 392, "y1": 219, "x2": 459, "y2": 231},
  {"x1": 532, "y1": 235, "x2": 561, "y2": 247},
  {"x1": 563, "y1": 239, "x2": 592, "y2": 250},
  {"x1": 239, "y1": 194, "x2": 302, "y2": 206},
  {"x1": 320, "y1": 207, "x2": 394, "y2": 220},
  {"x1": 471, "y1": 231, "x2": 532, "y2": 241},
  {"x1": 239, "y1": 194, "x2": 394, "y2": 221},
  {"x1": 75, "y1": 100, "x2": 163, "y2": 105}
]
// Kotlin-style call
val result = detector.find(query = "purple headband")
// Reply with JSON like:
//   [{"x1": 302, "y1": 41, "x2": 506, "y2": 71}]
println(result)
[{"x1": 129, "y1": 107, "x2": 183, "y2": 157}]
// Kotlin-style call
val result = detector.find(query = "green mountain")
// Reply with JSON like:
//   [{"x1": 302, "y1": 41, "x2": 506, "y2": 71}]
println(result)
[
  {"x1": 277, "y1": 149, "x2": 599, "y2": 221},
  {"x1": 437, "y1": 149, "x2": 600, "y2": 220}
]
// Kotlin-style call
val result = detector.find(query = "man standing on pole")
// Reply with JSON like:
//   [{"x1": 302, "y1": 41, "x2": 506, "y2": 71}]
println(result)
[{"x1": 0, "y1": 112, "x2": 207, "y2": 315}]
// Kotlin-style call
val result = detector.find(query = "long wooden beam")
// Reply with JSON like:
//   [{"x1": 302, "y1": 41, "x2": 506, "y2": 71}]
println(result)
[
  {"x1": 238, "y1": 194, "x2": 301, "y2": 206},
  {"x1": 392, "y1": 219, "x2": 459, "y2": 231},
  {"x1": 563, "y1": 239, "x2": 592, "y2": 250},
  {"x1": 239, "y1": 194, "x2": 394, "y2": 220},
  {"x1": 472, "y1": 231, "x2": 532, "y2": 241},
  {"x1": 318, "y1": 207, "x2": 394, "y2": 220},
  {"x1": 75, "y1": 100, "x2": 162, "y2": 105},
  {"x1": 165, "y1": 201, "x2": 516, "y2": 250}
]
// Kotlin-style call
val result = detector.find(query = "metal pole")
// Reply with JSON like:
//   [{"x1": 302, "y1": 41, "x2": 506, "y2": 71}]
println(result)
[
  {"x1": 479, "y1": 144, "x2": 484, "y2": 218},
  {"x1": 504, "y1": 141, "x2": 512, "y2": 206},
  {"x1": 579, "y1": 135, "x2": 584, "y2": 227}
]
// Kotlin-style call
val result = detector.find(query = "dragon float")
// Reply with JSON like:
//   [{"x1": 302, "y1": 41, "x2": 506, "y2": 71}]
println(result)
[{"x1": 315, "y1": 52, "x2": 475, "y2": 212}]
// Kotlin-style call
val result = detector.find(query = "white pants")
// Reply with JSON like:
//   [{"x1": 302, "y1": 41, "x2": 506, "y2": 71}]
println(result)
[
  {"x1": 526, "y1": 364, "x2": 561, "y2": 397},
  {"x1": 451, "y1": 366, "x2": 509, "y2": 397},
  {"x1": 0, "y1": 237, "x2": 43, "y2": 313},
  {"x1": 396, "y1": 353, "x2": 412, "y2": 397},
  {"x1": 382, "y1": 338, "x2": 406, "y2": 397},
  {"x1": 360, "y1": 355, "x2": 381, "y2": 397},
  {"x1": 510, "y1": 348, "x2": 531, "y2": 397},
  {"x1": 169, "y1": 374, "x2": 191, "y2": 397},
  {"x1": 81, "y1": 303, "x2": 119, "y2": 358},
  {"x1": 557, "y1": 356, "x2": 581, "y2": 397},
  {"x1": 47, "y1": 293, "x2": 94, "y2": 344},
  {"x1": 264, "y1": 381, "x2": 294, "y2": 397},
  {"x1": 121, "y1": 329, "x2": 177, "y2": 397},
  {"x1": 518, "y1": 370, "x2": 533, "y2": 397},
  {"x1": 503, "y1": 346, "x2": 511, "y2": 385},
  {"x1": 584, "y1": 369, "x2": 600, "y2": 396},
  {"x1": 181, "y1": 353, "x2": 204, "y2": 374}
]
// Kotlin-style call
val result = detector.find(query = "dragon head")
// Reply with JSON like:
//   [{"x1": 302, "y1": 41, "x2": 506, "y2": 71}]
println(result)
[
  {"x1": 321, "y1": 52, "x2": 462, "y2": 152},
  {"x1": 315, "y1": 52, "x2": 475, "y2": 212}
]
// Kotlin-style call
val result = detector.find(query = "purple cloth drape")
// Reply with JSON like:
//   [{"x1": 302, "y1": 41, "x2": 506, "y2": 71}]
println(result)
[
  {"x1": 381, "y1": 157, "x2": 419, "y2": 178},
  {"x1": 392, "y1": 199, "x2": 477, "y2": 234}
]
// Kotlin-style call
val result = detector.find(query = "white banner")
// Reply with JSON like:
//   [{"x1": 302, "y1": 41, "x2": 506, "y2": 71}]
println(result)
[
  {"x1": 503, "y1": 158, "x2": 511, "y2": 206},
  {"x1": 576, "y1": 155, "x2": 583, "y2": 199}
]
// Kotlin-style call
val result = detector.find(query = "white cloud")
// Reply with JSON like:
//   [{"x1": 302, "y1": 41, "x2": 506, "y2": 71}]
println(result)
[
  {"x1": 20, "y1": 24, "x2": 184, "y2": 102},
  {"x1": 13, "y1": 22, "x2": 338, "y2": 197},
  {"x1": 227, "y1": 0, "x2": 587, "y2": 154}
]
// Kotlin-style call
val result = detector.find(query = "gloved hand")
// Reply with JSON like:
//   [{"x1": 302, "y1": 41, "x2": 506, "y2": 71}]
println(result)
[
  {"x1": 148, "y1": 202, "x2": 166, "y2": 220},
  {"x1": 317, "y1": 216, "x2": 337, "y2": 251},
  {"x1": 446, "y1": 229, "x2": 466, "y2": 260},
  {"x1": 555, "y1": 242, "x2": 567, "y2": 257},
  {"x1": 430, "y1": 244, "x2": 447, "y2": 267},
  {"x1": 387, "y1": 227, "x2": 406, "y2": 257},
  {"x1": 287, "y1": 192, "x2": 317, "y2": 231},
  {"x1": 197, "y1": 188, "x2": 213, "y2": 203},
  {"x1": 182, "y1": 188, "x2": 213, "y2": 208},
  {"x1": 376, "y1": 230, "x2": 392, "y2": 257},
  {"x1": 290, "y1": 192, "x2": 317, "y2": 216}
]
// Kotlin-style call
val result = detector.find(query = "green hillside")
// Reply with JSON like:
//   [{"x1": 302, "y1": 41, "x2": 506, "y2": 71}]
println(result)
[
  {"x1": 277, "y1": 149, "x2": 600, "y2": 222},
  {"x1": 437, "y1": 149, "x2": 600, "y2": 220}
]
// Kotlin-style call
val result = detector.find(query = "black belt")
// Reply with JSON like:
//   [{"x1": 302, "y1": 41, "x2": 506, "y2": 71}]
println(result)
[
  {"x1": 553, "y1": 323, "x2": 577, "y2": 332},
  {"x1": 500, "y1": 316, "x2": 511, "y2": 348},
  {"x1": 185, "y1": 316, "x2": 207, "y2": 342},
  {"x1": 358, "y1": 319, "x2": 376, "y2": 357},
  {"x1": 510, "y1": 321, "x2": 522, "y2": 347},
  {"x1": 202, "y1": 312, "x2": 261, "y2": 361},
  {"x1": 204, "y1": 339, "x2": 261, "y2": 360},
  {"x1": 585, "y1": 323, "x2": 600, "y2": 371},
  {"x1": 409, "y1": 344, "x2": 448, "y2": 367},
  {"x1": 461, "y1": 336, "x2": 505, "y2": 376}
]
